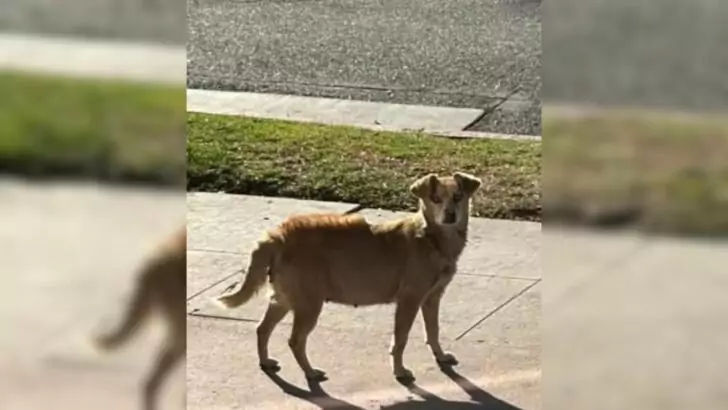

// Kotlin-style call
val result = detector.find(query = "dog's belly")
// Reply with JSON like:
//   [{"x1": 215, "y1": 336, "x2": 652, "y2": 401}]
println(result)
[
  {"x1": 323, "y1": 266, "x2": 400, "y2": 306},
  {"x1": 324, "y1": 292, "x2": 395, "y2": 307}
]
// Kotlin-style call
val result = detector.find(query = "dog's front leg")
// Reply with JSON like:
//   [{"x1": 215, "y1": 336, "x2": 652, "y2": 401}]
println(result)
[
  {"x1": 421, "y1": 287, "x2": 458, "y2": 366},
  {"x1": 391, "y1": 296, "x2": 421, "y2": 383}
]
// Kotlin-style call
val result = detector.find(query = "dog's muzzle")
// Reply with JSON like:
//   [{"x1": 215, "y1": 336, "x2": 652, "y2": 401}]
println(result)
[{"x1": 443, "y1": 211, "x2": 457, "y2": 224}]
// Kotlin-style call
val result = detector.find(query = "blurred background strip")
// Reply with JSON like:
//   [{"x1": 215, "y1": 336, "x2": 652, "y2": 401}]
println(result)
[{"x1": 0, "y1": 1, "x2": 187, "y2": 409}]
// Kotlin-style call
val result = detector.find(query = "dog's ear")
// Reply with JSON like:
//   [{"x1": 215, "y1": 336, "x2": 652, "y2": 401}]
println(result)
[
  {"x1": 453, "y1": 172, "x2": 482, "y2": 196},
  {"x1": 410, "y1": 174, "x2": 439, "y2": 198}
]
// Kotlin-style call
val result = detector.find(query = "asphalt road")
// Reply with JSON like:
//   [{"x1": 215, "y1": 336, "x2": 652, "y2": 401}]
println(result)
[
  {"x1": 0, "y1": 0, "x2": 186, "y2": 44},
  {"x1": 187, "y1": 0, "x2": 543, "y2": 135},
  {"x1": 544, "y1": 0, "x2": 728, "y2": 112}
]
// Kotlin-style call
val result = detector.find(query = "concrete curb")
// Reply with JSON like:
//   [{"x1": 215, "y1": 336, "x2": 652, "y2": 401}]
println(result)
[
  {"x1": 0, "y1": 33, "x2": 185, "y2": 85},
  {"x1": 188, "y1": 88, "x2": 542, "y2": 141},
  {"x1": 545, "y1": 102, "x2": 727, "y2": 121}
]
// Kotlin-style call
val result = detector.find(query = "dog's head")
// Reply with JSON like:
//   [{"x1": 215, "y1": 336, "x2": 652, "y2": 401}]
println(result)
[{"x1": 409, "y1": 172, "x2": 482, "y2": 226}]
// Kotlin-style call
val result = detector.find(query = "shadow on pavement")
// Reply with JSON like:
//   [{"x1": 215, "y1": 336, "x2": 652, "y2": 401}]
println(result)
[
  {"x1": 263, "y1": 365, "x2": 523, "y2": 410},
  {"x1": 264, "y1": 371, "x2": 361, "y2": 409}
]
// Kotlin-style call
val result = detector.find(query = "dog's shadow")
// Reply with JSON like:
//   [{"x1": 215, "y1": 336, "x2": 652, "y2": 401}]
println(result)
[{"x1": 263, "y1": 365, "x2": 524, "y2": 410}]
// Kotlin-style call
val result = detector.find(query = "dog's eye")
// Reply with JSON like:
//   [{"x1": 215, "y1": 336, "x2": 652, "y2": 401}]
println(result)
[{"x1": 430, "y1": 195, "x2": 442, "y2": 204}]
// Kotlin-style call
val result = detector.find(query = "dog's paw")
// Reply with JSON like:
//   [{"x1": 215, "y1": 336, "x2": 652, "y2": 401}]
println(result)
[
  {"x1": 435, "y1": 352, "x2": 459, "y2": 367},
  {"x1": 259, "y1": 358, "x2": 281, "y2": 372},
  {"x1": 305, "y1": 369, "x2": 328, "y2": 382},
  {"x1": 394, "y1": 368, "x2": 415, "y2": 385}
]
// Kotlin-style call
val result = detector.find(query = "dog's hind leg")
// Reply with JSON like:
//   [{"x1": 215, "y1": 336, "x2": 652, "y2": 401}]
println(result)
[
  {"x1": 143, "y1": 341, "x2": 184, "y2": 410},
  {"x1": 257, "y1": 300, "x2": 289, "y2": 372},
  {"x1": 94, "y1": 269, "x2": 153, "y2": 350},
  {"x1": 288, "y1": 301, "x2": 326, "y2": 381}
]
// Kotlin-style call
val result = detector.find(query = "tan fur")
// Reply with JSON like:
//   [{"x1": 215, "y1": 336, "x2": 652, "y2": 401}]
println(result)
[
  {"x1": 216, "y1": 172, "x2": 481, "y2": 383},
  {"x1": 94, "y1": 227, "x2": 186, "y2": 410}
]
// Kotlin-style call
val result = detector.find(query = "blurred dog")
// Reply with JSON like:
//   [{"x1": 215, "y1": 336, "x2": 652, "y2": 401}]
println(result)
[
  {"x1": 216, "y1": 172, "x2": 481, "y2": 383},
  {"x1": 93, "y1": 227, "x2": 186, "y2": 410}
]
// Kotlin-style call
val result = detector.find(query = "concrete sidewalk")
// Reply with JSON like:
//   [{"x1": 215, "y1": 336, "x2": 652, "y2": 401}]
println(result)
[
  {"x1": 543, "y1": 228, "x2": 728, "y2": 410},
  {"x1": 0, "y1": 33, "x2": 185, "y2": 85},
  {"x1": 186, "y1": 192, "x2": 542, "y2": 410}
]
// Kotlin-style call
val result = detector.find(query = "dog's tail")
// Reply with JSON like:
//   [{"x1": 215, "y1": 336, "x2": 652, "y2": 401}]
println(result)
[
  {"x1": 93, "y1": 257, "x2": 159, "y2": 351},
  {"x1": 215, "y1": 234, "x2": 280, "y2": 309}
]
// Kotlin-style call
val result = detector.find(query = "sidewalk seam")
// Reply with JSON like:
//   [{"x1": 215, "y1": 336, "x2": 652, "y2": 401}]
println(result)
[
  {"x1": 187, "y1": 312, "x2": 258, "y2": 324},
  {"x1": 186, "y1": 270, "x2": 241, "y2": 302},
  {"x1": 548, "y1": 238, "x2": 651, "y2": 313},
  {"x1": 455, "y1": 278, "x2": 541, "y2": 341},
  {"x1": 187, "y1": 248, "x2": 245, "y2": 255},
  {"x1": 459, "y1": 272, "x2": 539, "y2": 281}
]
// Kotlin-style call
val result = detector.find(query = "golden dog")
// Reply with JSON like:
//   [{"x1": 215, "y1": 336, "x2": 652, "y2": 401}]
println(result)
[
  {"x1": 216, "y1": 172, "x2": 481, "y2": 383},
  {"x1": 93, "y1": 227, "x2": 186, "y2": 410}
]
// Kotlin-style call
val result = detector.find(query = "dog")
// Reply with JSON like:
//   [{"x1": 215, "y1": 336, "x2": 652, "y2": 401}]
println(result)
[
  {"x1": 93, "y1": 227, "x2": 187, "y2": 410},
  {"x1": 215, "y1": 172, "x2": 481, "y2": 383}
]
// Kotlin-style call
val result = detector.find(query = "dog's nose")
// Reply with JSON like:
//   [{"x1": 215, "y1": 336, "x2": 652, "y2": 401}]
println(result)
[{"x1": 444, "y1": 211, "x2": 457, "y2": 224}]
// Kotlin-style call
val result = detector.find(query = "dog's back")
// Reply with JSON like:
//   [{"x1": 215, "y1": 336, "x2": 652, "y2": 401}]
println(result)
[{"x1": 269, "y1": 213, "x2": 429, "y2": 307}]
